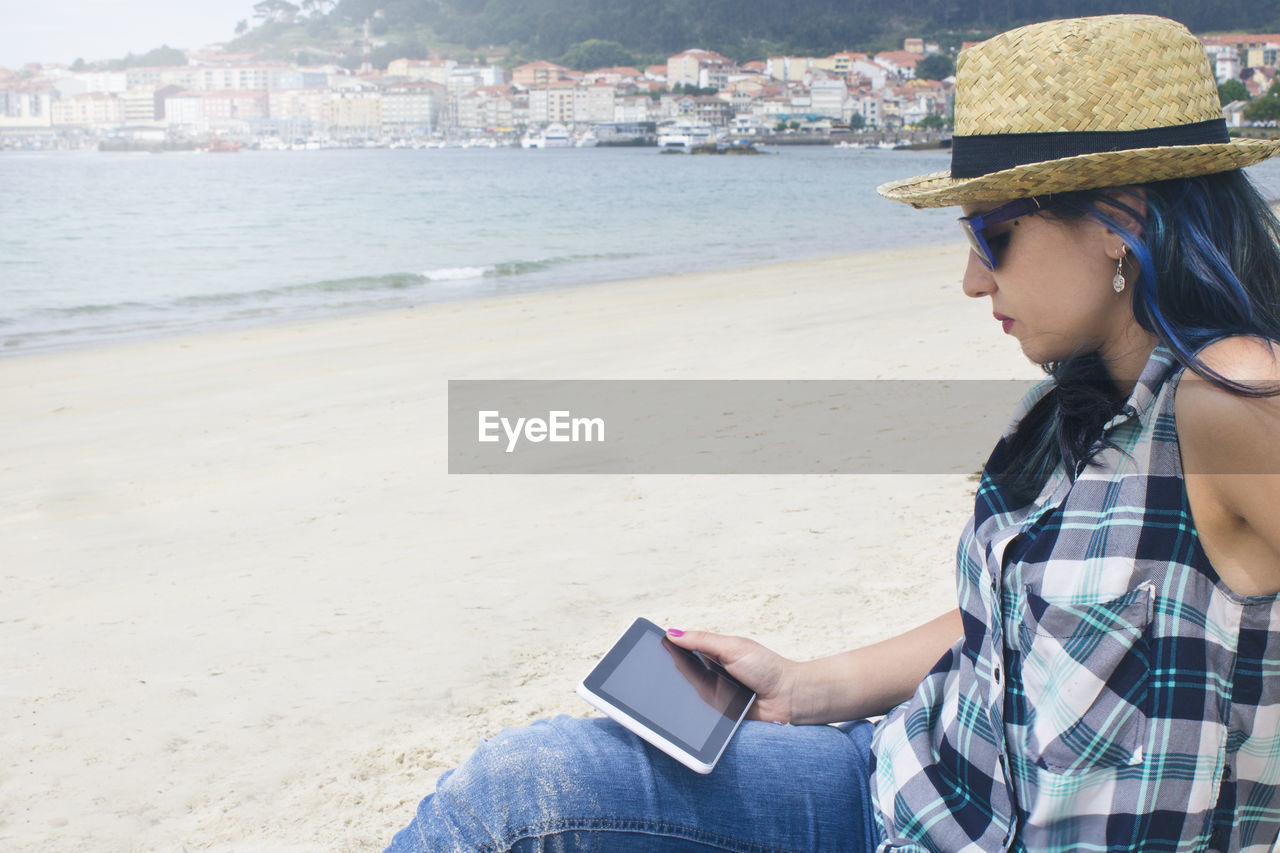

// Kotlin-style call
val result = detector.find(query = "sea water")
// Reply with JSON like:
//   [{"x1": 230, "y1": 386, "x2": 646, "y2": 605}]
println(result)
[{"x1": 3, "y1": 146, "x2": 1280, "y2": 355}]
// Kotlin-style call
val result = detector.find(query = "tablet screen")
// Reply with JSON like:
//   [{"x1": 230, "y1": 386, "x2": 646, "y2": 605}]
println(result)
[{"x1": 583, "y1": 618, "x2": 754, "y2": 761}]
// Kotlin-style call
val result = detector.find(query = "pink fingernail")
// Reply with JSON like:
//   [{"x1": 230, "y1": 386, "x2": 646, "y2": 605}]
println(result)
[{"x1": 667, "y1": 629, "x2": 685, "y2": 637}]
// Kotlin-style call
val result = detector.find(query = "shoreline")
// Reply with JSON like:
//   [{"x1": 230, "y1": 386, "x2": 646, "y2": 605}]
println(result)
[
  {"x1": 1, "y1": 242, "x2": 1037, "y2": 851},
  {"x1": 1, "y1": 240, "x2": 971, "y2": 365}
]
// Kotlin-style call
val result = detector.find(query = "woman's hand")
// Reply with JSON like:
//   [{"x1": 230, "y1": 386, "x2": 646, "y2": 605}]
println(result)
[
  {"x1": 665, "y1": 611, "x2": 962, "y2": 726},
  {"x1": 664, "y1": 629, "x2": 802, "y2": 724}
]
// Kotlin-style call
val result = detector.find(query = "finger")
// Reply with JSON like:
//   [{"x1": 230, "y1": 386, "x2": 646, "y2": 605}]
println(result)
[{"x1": 664, "y1": 628, "x2": 752, "y2": 664}]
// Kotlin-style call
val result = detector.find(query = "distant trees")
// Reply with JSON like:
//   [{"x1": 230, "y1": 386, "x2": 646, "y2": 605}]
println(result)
[
  {"x1": 672, "y1": 83, "x2": 719, "y2": 96},
  {"x1": 914, "y1": 53, "x2": 954, "y2": 80},
  {"x1": 300, "y1": 0, "x2": 336, "y2": 16},
  {"x1": 559, "y1": 39, "x2": 635, "y2": 71},
  {"x1": 1219, "y1": 79, "x2": 1249, "y2": 104},
  {"x1": 372, "y1": 40, "x2": 428, "y2": 68},
  {"x1": 1244, "y1": 96, "x2": 1280, "y2": 122},
  {"x1": 254, "y1": 0, "x2": 301, "y2": 26},
  {"x1": 107, "y1": 45, "x2": 187, "y2": 70},
  {"x1": 223, "y1": 0, "x2": 1280, "y2": 83}
]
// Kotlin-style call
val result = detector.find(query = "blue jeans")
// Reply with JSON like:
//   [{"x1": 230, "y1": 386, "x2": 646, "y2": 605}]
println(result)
[{"x1": 384, "y1": 715, "x2": 882, "y2": 852}]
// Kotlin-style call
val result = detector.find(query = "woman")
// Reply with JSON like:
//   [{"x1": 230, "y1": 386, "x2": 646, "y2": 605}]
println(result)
[{"x1": 387, "y1": 15, "x2": 1280, "y2": 851}]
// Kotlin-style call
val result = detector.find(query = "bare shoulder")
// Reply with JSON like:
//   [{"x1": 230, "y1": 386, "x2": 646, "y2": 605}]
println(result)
[
  {"x1": 1177, "y1": 333, "x2": 1280, "y2": 409},
  {"x1": 1176, "y1": 334, "x2": 1280, "y2": 471},
  {"x1": 1187, "y1": 335, "x2": 1280, "y2": 381},
  {"x1": 1175, "y1": 335, "x2": 1280, "y2": 596}
]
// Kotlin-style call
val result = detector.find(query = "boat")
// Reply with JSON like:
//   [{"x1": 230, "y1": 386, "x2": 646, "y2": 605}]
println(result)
[
  {"x1": 542, "y1": 123, "x2": 572, "y2": 148},
  {"x1": 656, "y1": 121, "x2": 715, "y2": 153},
  {"x1": 574, "y1": 130, "x2": 599, "y2": 148},
  {"x1": 201, "y1": 138, "x2": 242, "y2": 153}
]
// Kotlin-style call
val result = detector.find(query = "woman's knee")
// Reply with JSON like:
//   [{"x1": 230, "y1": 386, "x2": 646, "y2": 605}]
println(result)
[
  {"x1": 389, "y1": 716, "x2": 641, "y2": 852},
  {"x1": 441, "y1": 716, "x2": 615, "y2": 811}
]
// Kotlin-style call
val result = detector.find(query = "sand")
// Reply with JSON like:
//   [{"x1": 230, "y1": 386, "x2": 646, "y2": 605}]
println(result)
[{"x1": 0, "y1": 241, "x2": 1039, "y2": 851}]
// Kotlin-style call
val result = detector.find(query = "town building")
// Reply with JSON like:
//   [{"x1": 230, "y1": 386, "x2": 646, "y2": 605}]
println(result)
[
  {"x1": 383, "y1": 82, "x2": 447, "y2": 131},
  {"x1": 0, "y1": 85, "x2": 56, "y2": 128},
  {"x1": 666, "y1": 49, "x2": 732, "y2": 87},
  {"x1": 513, "y1": 61, "x2": 570, "y2": 89},
  {"x1": 455, "y1": 85, "x2": 514, "y2": 131},
  {"x1": 51, "y1": 92, "x2": 124, "y2": 127},
  {"x1": 386, "y1": 59, "x2": 455, "y2": 86},
  {"x1": 527, "y1": 83, "x2": 577, "y2": 124}
]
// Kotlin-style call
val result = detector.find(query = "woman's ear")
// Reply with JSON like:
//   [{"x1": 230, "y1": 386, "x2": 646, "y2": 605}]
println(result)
[{"x1": 1102, "y1": 187, "x2": 1148, "y2": 239}]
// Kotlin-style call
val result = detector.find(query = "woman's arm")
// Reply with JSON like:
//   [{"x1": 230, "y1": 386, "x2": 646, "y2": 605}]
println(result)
[
  {"x1": 1177, "y1": 336, "x2": 1280, "y2": 597},
  {"x1": 666, "y1": 608, "x2": 962, "y2": 725}
]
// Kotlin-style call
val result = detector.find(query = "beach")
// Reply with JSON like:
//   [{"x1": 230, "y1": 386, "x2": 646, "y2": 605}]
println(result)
[{"x1": 0, "y1": 241, "x2": 1039, "y2": 851}]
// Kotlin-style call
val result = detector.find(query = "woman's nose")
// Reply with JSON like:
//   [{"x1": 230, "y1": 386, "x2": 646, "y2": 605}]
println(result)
[{"x1": 961, "y1": 250, "x2": 996, "y2": 299}]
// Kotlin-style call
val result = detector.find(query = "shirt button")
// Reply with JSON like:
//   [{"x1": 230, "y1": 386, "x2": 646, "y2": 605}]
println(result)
[
  {"x1": 1224, "y1": 765, "x2": 1233, "y2": 780},
  {"x1": 994, "y1": 665, "x2": 1002, "y2": 683}
]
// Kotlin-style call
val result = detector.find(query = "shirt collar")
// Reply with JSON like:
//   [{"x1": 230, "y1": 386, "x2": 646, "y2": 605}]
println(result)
[{"x1": 1101, "y1": 346, "x2": 1180, "y2": 433}]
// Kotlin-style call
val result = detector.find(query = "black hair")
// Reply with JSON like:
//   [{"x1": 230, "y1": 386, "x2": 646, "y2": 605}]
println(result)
[{"x1": 993, "y1": 169, "x2": 1280, "y2": 505}]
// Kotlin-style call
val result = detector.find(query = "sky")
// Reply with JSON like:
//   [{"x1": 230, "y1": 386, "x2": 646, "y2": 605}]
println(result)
[{"x1": 2, "y1": 0, "x2": 260, "y2": 68}]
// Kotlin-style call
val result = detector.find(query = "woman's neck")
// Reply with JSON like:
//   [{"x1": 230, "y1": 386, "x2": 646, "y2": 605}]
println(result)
[{"x1": 1101, "y1": 327, "x2": 1161, "y2": 396}]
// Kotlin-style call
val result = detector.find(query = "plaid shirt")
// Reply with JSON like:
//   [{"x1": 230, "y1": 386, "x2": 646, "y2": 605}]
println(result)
[{"x1": 871, "y1": 346, "x2": 1280, "y2": 852}]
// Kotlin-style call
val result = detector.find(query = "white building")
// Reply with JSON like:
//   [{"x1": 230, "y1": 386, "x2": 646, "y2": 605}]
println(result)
[
  {"x1": 198, "y1": 65, "x2": 274, "y2": 91},
  {"x1": 447, "y1": 66, "x2": 505, "y2": 96},
  {"x1": 51, "y1": 92, "x2": 124, "y2": 127},
  {"x1": 125, "y1": 66, "x2": 199, "y2": 91},
  {"x1": 667, "y1": 49, "x2": 732, "y2": 87},
  {"x1": 118, "y1": 87, "x2": 161, "y2": 123},
  {"x1": 164, "y1": 92, "x2": 205, "y2": 128},
  {"x1": 1215, "y1": 48, "x2": 1241, "y2": 83},
  {"x1": 848, "y1": 59, "x2": 889, "y2": 90},
  {"x1": 810, "y1": 77, "x2": 848, "y2": 119},
  {"x1": 387, "y1": 59, "x2": 456, "y2": 86},
  {"x1": 857, "y1": 93, "x2": 882, "y2": 126},
  {"x1": 383, "y1": 82, "x2": 447, "y2": 131},
  {"x1": 528, "y1": 84, "x2": 576, "y2": 124},
  {"x1": 1223, "y1": 99, "x2": 1248, "y2": 127},
  {"x1": 614, "y1": 95, "x2": 653, "y2": 123},
  {"x1": 765, "y1": 56, "x2": 812, "y2": 83},
  {"x1": 74, "y1": 70, "x2": 129, "y2": 93},
  {"x1": 269, "y1": 89, "x2": 329, "y2": 125},
  {"x1": 0, "y1": 87, "x2": 56, "y2": 128},
  {"x1": 575, "y1": 83, "x2": 617, "y2": 123}
]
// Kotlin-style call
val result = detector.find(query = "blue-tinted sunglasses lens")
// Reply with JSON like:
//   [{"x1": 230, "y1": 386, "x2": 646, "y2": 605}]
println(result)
[
  {"x1": 959, "y1": 219, "x2": 996, "y2": 269},
  {"x1": 957, "y1": 198, "x2": 1041, "y2": 270}
]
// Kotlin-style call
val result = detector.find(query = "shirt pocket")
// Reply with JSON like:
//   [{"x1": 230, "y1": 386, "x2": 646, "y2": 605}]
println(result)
[{"x1": 1017, "y1": 582, "x2": 1155, "y2": 774}]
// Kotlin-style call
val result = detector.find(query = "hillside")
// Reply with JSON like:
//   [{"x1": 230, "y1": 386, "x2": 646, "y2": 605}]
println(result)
[{"x1": 229, "y1": 0, "x2": 1280, "y2": 68}]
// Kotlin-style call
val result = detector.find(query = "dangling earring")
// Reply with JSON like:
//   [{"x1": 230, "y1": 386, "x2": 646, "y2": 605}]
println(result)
[{"x1": 1112, "y1": 246, "x2": 1127, "y2": 293}]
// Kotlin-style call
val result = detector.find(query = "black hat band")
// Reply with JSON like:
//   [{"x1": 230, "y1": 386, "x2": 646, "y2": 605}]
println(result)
[{"x1": 949, "y1": 118, "x2": 1231, "y2": 179}]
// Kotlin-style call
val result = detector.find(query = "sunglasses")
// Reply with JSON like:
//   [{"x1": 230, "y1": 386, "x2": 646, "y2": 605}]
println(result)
[{"x1": 957, "y1": 197, "x2": 1045, "y2": 270}]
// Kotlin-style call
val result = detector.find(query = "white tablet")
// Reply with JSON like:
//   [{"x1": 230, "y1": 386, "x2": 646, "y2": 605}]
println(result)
[{"x1": 577, "y1": 617, "x2": 756, "y2": 774}]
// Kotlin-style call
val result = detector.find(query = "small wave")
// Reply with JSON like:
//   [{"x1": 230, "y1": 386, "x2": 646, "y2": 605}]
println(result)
[
  {"x1": 4, "y1": 251, "x2": 652, "y2": 352},
  {"x1": 422, "y1": 253, "x2": 639, "y2": 281},
  {"x1": 491, "y1": 252, "x2": 640, "y2": 277},
  {"x1": 173, "y1": 274, "x2": 428, "y2": 307},
  {"x1": 421, "y1": 266, "x2": 494, "y2": 281},
  {"x1": 45, "y1": 300, "x2": 152, "y2": 316}
]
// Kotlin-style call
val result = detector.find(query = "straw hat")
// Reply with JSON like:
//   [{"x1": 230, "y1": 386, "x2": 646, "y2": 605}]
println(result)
[{"x1": 877, "y1": 14, "x2": 1280, "y2": 208}]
